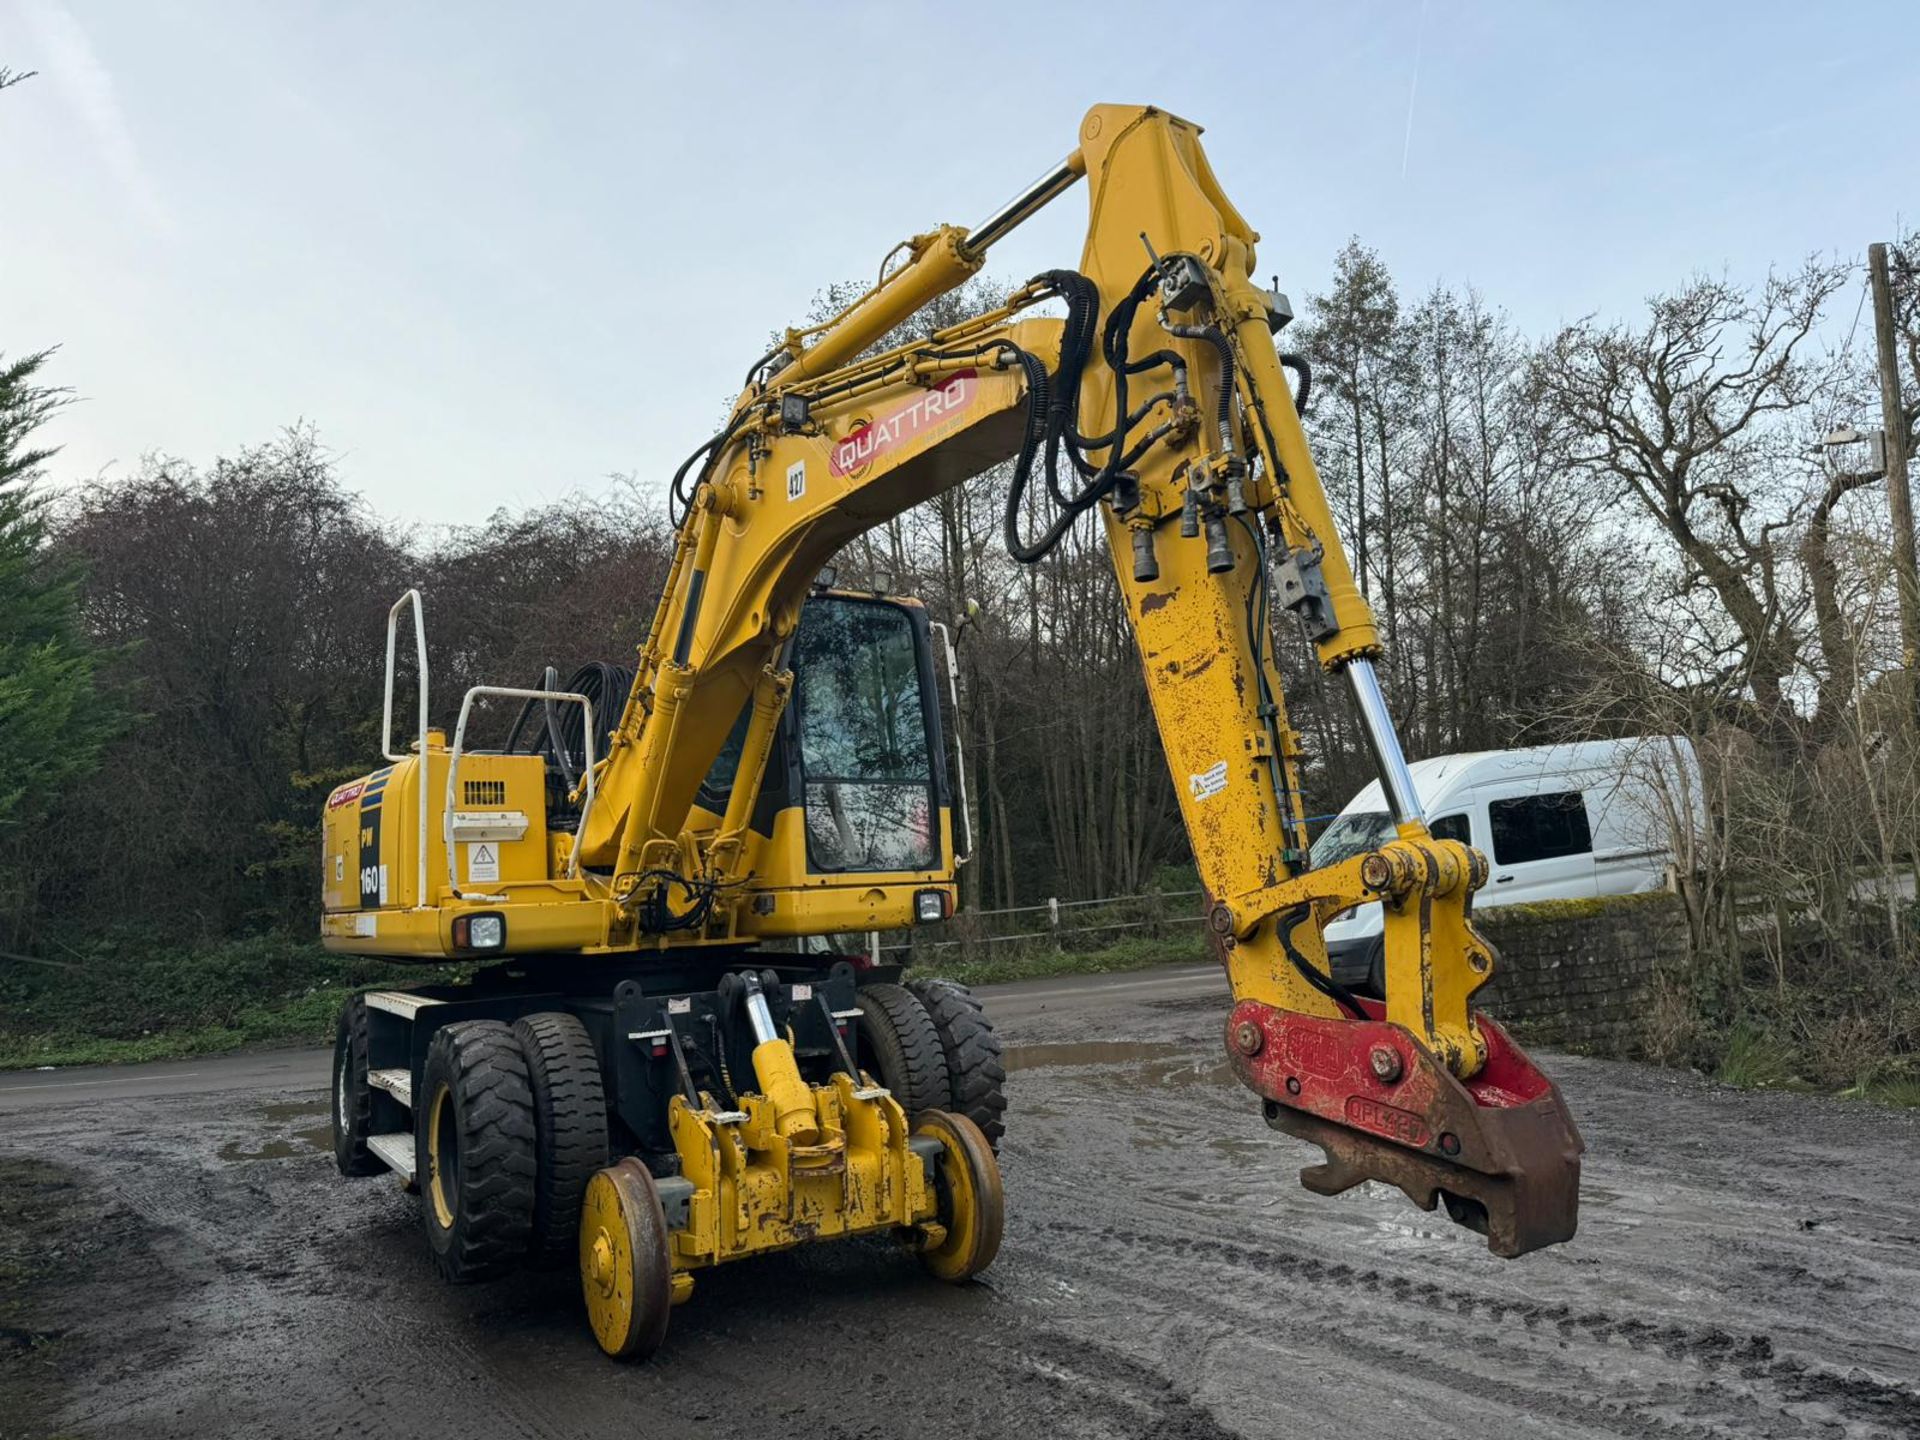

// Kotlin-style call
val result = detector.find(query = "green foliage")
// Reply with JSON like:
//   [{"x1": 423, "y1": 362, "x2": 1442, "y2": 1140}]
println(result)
[
  {"x1": 1492, "y1": 892, "x2": 1675, "y2": 923},
  {"x1": 0, "y1": 351, "x2": 118, "y2": 838},
  {"x1": 0, "y1": 931, "x2": 460, "y2": 1068},
  {"x1": 1714, "y1": 1021, "x2": 1799, "y2": 1089},
  {"x1": 915, "y1": 932, "x2": 1209, "y2": 990},
  {"x1": 1861, "y1": 1077, "x2": 1920, "y2": 1110}
]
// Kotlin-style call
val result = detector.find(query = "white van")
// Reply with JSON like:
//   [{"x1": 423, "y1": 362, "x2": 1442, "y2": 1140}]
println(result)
[{"x1": 1311, "y1": 737, "x2": 1700, "y2": 996}]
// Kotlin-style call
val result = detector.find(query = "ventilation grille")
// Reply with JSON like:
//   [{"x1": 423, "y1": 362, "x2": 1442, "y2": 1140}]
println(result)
[{"x1": 463, "y1": 779, "x2": 507, "y2": 807}]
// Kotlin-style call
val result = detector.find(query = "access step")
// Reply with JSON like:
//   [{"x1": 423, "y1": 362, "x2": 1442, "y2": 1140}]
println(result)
[
  {"x1": 367, "y1": 1067, "x2": 412, "y2": 1108},
  {"x1": 367, "y1": 1132, "x2": 414, "y2": 1181},
  {"x1": 363, "y1": 990, "x2": 444, "y2": 1020}
]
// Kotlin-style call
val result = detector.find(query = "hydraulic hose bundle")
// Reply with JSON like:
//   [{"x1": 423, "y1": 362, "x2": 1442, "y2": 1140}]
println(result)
[{"x1": 503, "y1": 660, "x2": 636, "y2": 805}]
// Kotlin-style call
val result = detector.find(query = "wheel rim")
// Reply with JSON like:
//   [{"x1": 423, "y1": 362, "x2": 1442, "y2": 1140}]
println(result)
[
  {"x1": 426, "y1": 1083, "x2": 458, "y2": 1229},
  {"x1": 579, "y1": 1159, "x2": 671, "y2": 1359},
  {"x1": 915, "y1": 1110, "x2": 1004, "y2": 1282}
]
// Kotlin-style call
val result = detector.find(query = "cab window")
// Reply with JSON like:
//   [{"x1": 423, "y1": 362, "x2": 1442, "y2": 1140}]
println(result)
[
  {"x1": 1430, "y1": 812, "x2": 1471, "y2": 845},
  {"x1": 792, "y1": 600, "x2": 936, "y2": 872}
]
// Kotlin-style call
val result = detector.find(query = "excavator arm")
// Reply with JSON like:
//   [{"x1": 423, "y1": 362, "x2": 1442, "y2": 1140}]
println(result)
[{"x1": 578, "y1": 103, "x2": 1582, "y2": 1257}]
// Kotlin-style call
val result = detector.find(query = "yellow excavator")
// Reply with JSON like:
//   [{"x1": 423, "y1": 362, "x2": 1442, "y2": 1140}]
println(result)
[{"x1": 321, "y1": 103, "x2": 1583, "y2": 1359}]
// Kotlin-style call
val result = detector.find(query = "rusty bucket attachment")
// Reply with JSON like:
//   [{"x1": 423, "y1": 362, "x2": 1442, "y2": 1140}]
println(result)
[{"x1": 1225, "y1": 997, "x2": 1583, "y2": 1258}]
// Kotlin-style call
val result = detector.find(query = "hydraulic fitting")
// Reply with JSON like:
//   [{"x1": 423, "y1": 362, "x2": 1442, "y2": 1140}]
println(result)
[
  {"x1": 1204, "y1": 514, "x2": 1234, "y2": 574},
  {"x1": 1131, "y1": 523, "x2": 1160, "y2": 583}
]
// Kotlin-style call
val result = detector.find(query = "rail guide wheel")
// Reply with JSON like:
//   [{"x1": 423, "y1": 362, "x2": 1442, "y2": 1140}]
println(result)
[
  {"x1": 579, "y1": 1158, "x2": 675, "y2": 1360},
  {"x1": 912, "y1": 1109, "x2": 1005, "y2": 1282}
]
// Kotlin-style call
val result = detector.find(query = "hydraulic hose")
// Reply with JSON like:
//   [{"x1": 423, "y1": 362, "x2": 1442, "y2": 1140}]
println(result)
[{"x1": 1278, "y1": 353, "x2": 1312, "y2": 415}]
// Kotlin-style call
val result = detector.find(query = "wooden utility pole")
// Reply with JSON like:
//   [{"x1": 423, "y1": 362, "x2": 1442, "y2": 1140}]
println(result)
[{"x1": 1868, "y1": 242, "x2": 1920, "y2": 725}]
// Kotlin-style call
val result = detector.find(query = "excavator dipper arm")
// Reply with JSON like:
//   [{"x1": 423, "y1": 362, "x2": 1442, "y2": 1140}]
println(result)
[{"x1": 588, "y1": 103, "x2": 1581, "y2": 1256}]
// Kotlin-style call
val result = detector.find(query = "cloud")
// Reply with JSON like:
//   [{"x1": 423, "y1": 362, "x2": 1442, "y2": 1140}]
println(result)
[{"x1": 12, "y1": 0, "x2": 173, "y2": 234}]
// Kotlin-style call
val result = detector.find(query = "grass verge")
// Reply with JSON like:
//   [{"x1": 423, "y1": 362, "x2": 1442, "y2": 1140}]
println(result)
[
  {"x1": 913, "y1": 931, "x2": 1211, "y2": 989},
  {"x1": 0, "y1": 933, "x2": 462, "y2": 1071},
  {"x1": 0, "y1": 985, "x2": 358, "y2": 1070}
]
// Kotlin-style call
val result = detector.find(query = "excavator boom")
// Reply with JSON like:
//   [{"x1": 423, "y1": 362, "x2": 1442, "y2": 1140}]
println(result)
[
  {"x1": 321, "y1": 104, "x2": 1581, "y2": 1365},
  {"x1": 591, "y1": 103, "x2": 1583, "y2": 1255}
]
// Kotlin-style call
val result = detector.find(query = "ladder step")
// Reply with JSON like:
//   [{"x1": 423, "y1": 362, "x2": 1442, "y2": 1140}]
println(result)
[
  {"x1": 367, "y1": 1068, "x2": 412, "y2": 1108},
  {"x1": 363, "y1": 990, "x2": 443, "y2": 1020},
  {"x1": 367, "y1": 1132, "x2": 415, "y2": 1181}
]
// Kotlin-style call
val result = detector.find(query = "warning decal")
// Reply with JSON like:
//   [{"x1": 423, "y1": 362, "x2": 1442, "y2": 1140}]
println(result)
[
  {"x1": 1188, "y1": 760, "x2": 1229, "y2": 802},
  {"x1": 467, "y1": 842, "x2": 500, "y2": 885}
]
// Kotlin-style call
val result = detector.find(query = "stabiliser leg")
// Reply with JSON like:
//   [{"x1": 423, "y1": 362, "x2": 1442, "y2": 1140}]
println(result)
[{"x1": 1226, "y1": 997, "x2": 1583, "y2": 1257}]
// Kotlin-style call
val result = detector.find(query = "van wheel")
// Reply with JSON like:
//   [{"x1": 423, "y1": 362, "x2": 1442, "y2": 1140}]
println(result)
[{"x1": 1364, "y1": 939, "x2": 1387, "y2": 1001}]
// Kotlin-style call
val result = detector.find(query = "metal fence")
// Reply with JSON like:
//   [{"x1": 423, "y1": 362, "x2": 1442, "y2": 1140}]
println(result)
[{"x1": 872, "y1": 887, "x2": 1209, "y2": 961}]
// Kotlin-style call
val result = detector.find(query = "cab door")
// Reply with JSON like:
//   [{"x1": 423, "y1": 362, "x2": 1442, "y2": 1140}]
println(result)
[{"x1": 788, "y1": 595, "x2": 950, "y2": 874}]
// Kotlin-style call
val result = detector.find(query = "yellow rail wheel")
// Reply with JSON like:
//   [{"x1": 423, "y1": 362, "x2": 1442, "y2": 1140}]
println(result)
[
  {"x1": 579, "y1": 1158, "x2": 672, "y2": 1360},
  {"x1": 913, "y1": 1109, "x2": 1004, "y2": 1283}
]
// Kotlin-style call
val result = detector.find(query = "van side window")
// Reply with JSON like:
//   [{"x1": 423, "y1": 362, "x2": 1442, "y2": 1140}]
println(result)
[
  {"x1": 1430, "y1": 813, "x2": 1471, "y2": 845},
  {"x1": 1489, "y1": 792, "x2": 1592, "y2": 864}
]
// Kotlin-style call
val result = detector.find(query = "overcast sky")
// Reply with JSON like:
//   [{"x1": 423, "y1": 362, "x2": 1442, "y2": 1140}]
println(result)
[{"x1": 2, "y1": 0, "x2": 1914, "y2": 527}]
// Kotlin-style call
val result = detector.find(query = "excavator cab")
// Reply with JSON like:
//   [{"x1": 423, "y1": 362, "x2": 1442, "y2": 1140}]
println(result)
[{"x1": 697, "y1": 590, "x2": 957, "y2": 885}]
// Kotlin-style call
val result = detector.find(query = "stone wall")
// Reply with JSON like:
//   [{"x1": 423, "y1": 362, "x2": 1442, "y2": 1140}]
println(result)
[{"x1": 1471, "y1": 891, "x2": 1690, "y2": 1055}]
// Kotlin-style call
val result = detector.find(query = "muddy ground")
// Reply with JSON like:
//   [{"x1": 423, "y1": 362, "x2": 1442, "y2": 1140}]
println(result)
[{"x1": 2, "y1": 967, "x2": 1918, "y2": 1439}]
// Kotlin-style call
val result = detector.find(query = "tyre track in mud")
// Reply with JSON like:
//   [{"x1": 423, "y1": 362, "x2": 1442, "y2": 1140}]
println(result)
[
  {"x1": 997, "y1": 994, "x2": 1920, "y2": 1439},
  {"x1": 3, "y1": 972, "x2": 1918, "y2": 1439}
]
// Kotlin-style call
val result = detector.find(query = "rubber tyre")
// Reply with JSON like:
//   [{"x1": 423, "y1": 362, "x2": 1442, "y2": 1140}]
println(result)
[
  {"x1": 415, "y1": 1020, "x2": 538, "y2": 1283},
  {"x1": 907, "y1": 978, "x2": 1008, "y2": 1152},
  {"x1": 331, "y1": 995, "x2": 383, "y2": 1177},
  {"x1": 512, "y1": 1012, "x2": 611, "y2": 1269},
  {"x1": 853, "y1": 983, "x2": 950, "y2": 1119}
]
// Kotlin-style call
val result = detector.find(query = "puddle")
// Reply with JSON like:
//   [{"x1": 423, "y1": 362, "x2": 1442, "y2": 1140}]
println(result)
[
  {"x1": 219, "y1": 1125, "x2": 332, "y2": 1163},
  {"x1": 1140, "y1": 1057, "x2": 1237, "y2": 1090},
  {"x1": 1006, "y1": 1041, "x2": 1187, "y2": 1073},
  {"x1": 1006, "y1": 1042, "x2": 1237, "y2": 1097},
  {"x1": 261, "y1": 1100, "x2": 328, "y2": 1122}
]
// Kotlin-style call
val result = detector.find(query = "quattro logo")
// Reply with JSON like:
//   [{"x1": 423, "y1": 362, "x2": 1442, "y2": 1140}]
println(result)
[{"x1": 831, "y1": 369, "x2": 977, "y2": 478}]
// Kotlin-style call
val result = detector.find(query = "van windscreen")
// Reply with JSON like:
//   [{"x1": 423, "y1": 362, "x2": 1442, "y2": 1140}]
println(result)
[{"x1": 1310, "y1": 810, "x2": 1395, "y2": 870}]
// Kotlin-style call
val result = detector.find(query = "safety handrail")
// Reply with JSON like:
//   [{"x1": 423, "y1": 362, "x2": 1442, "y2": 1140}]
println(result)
[
  {"x1": 444, "y1": 685, "x2": 597, "y2": 900},
  {"x1": 382, "y1": 590, "x2": 432, "y2": 909}
]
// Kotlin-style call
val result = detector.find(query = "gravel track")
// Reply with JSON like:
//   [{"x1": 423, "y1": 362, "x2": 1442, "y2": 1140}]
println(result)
[{"x1": 3, "y1": 973, "x2": 1917, "y2": 1439}]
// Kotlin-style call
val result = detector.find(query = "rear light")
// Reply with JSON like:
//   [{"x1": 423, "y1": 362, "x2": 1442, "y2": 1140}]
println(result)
[
  {"x1": 452, "y1": 912, "x2": 506, "y2": 951},
  {"x1": 914, "y1": 889, "x2": 948, "y2": 924}
]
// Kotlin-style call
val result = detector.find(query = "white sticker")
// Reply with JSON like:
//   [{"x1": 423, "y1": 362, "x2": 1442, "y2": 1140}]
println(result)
[
  {"x1": 786, "y1": 459, "x2": 806, "y2": 501},
  {"x1": 334, "y1": 854, "x2": 345, "y2": 882},
  {"x1": 1189, "y1": 760, "x2": 1229, "y2": 801},
  {"x1": 377, "y1": 864, "x2": 389, "y2": 904},
  {"x1": 667, "y1": 996, "x2": 692, "y2": 1015},
  {"x1": 792, "y1": 983, "x2": 813, "y2": 1002},
  {"x1": 353, "y1": 913, "x2": 378, "y2": 937},
  {"x1": 467, "y1": 842, "x2": 500, "y2": 885}
]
